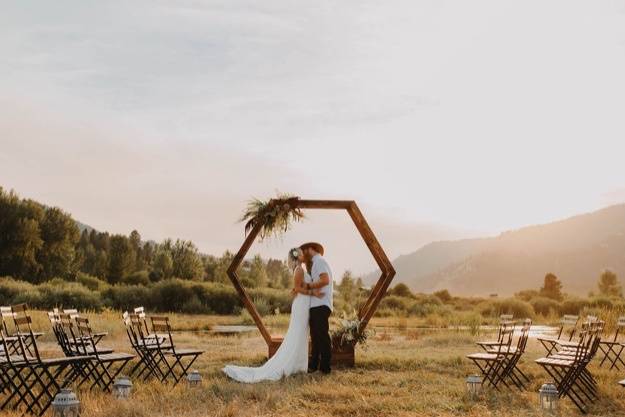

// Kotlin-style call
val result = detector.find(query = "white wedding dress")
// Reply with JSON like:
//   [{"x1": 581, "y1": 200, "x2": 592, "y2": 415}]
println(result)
[{"x1": 222, "y1": 271, "x2": 311, "y2": 383}]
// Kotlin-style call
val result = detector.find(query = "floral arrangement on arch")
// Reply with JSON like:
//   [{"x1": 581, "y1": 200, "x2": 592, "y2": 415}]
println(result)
[{"x1": 240, "y1": 193, "x2": 304, "y2": 240}]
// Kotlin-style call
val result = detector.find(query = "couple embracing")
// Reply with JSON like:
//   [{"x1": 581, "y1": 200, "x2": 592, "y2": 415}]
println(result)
[{"x1": 223, "y1": 242, "x2": 333, "y2": 383}]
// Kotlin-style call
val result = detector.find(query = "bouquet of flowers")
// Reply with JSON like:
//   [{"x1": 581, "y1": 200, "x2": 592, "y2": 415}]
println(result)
[
  {"x1": 331, "y1": 310, "x2": 374, "y2": 350},
  {"x1": 240, "y1": 193, "x2": 304, "y2": 240}
]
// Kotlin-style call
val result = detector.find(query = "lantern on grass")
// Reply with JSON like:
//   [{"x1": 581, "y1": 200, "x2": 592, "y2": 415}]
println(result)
[
  {"x1": 51, "y1": 388, "x2": 80, "y2": 417},
  {"x1": 539, "y1": 382, "x2": 559, "y2": 413},
  {"x1": 466, "y1": 374, "x2": 482, "y2": 398},
  {"x1": 112, "y1": 376, "x2": 133, "y2": 399},
  {"x1": 187, "y1": 370, "x2": 202, "y2": 386}
]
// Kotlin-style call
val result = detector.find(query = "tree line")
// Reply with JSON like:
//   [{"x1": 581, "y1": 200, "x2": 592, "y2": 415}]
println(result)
[{"x1": 0, "y1": 187, "x2": 292, "y2": 288}]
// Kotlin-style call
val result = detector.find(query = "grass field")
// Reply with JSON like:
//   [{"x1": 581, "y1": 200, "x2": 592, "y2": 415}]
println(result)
[{"x1": 8, "y1": 312, "x2": 625, "y2": 417}]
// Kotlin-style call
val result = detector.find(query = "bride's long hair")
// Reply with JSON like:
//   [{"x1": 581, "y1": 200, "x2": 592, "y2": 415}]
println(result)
[{"x1": 287, "y1": 247, "x2": 303, "y2": 272}]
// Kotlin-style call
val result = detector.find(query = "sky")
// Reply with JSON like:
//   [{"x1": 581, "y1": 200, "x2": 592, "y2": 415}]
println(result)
[{"x1": 1, "y1": 0, "x2": 625, "y2": 276}]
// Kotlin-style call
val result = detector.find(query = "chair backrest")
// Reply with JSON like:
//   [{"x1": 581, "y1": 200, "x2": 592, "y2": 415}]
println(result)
[
  {"x1": 63, "y1": 309, "x2": 80, "y2": 319},
  {"x1": 612, "y1": 316, "x2": 625, "y2": 342},
  {"x1": 125, "y1": 312, "x2": 154, "y2": 349},
  {"x1": 515, "y1": 319, "x2": 532, "y2": 354},
  {"x1": 493, "y1": 325, "x2": 514, "y2": 355},
  {"x1": 134, "y1": 306, "x2": 151, "y2": 335},
  {"x1": 150, "y1": 316, "x2": 176, "y2": 353},
  {"x1": 588, "y1": 321, "x2": 605, "y2": 359},
  {"x1": 12, "y1": 314, "x2": 41, "y2": 362},
  {"x1": 0, "y1": 315, "x2": 14, "y2": 360},
  {"x1": 497, "y1": 317, "x2": 515, "y2": 342},
  {"x1": 12, "y1": 304, "x2": 31, "y2": 333},
  {"x1": 11, "y1": 304, "x2": 32, "y2": 336},
  {"x1": 558, "y1": 315, "x2": 579, "y2": 340},
  {"x1": 57, "y1": 313, "x2": 82, "y2": 355},
  {"x1": 74, "y1": 316, "x2": 100, "y2": 356},
  {"x1": 1, "y1": 306, "x2": 16, "y2": 336},
  {"x1": 47, "y1": 310, "x2": 60, "y2": 324},
  {"x1": 500, "y1": 314, "x2": 514, "y2": 322},
  {"x1": 123, "y1": 311, "x2": 140, "y2": 348}
]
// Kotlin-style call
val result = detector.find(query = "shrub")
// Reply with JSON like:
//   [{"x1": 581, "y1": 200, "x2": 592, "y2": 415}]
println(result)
[
  {"x1": 102, "y1": 285, "x2": 152, "y2": 311},
  {"x1": 530, "y1": 296, "x2": 562, "y2": 316},
  {"x1": 408, "y1": 301, "x2": 450, "y2": 318},
  {"x1": 249, "y1": 288, "x2": 291, "y2": 314},
  {"x1": 0, "y1": 277, "x2": 37, "y2": 305},
  {"x1": 194, "y1": 283, "x2": 241, "y2": 315},
  {"x1": 433, "y1": 289, "x2": 452, "y2": 303},
  {"x1": 379, "y1": 295, "x2": 410, "y2": 312},
  {"x1": 122, "y1": 270, "x2": 150, "y2": 286},
  {"x1": 180, "y1": 296, "x2": 211, "y2": 314},
  {"x1": 589, "y1": 296, "x2": 615, "y2": 309},
  {"x1": 414, "y1": 294, "x2": 443, "y2": 306},
  {"x1": 150, "y1": 279, "x2": 196, "y2": 312},
  {"x1": 389, "y1": 283, "x2": 414, "y2": 298},
  {"x1": 373, "y1": 308, "x2": 397, "y2": 318},
  {"x1": 515, "y1": 289, "x2": 539, "y2": 302},
  {"x1": 252, "y1": 296, "x2": 273, "y2": 316},
  {"x1": 560, "y1": 297, "x2": 590, "y2": 315},
  {"x1": 37, "y1": 280, "x2": 103, "y2": 311},
  {"x1": 478, "y1": 298, "x2": 534, "y2": 319},
  {"x1": 76, "y1": 273, "x2": 109, "y2": 291}
]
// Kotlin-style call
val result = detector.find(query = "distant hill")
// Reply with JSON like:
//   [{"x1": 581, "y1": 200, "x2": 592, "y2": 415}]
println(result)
[
  {"x1": 75, "y1": 220, "x2": 95, "y2": 233},
  {"x1": 368, "y1": 204, "x2": 625, "y2": 296}
]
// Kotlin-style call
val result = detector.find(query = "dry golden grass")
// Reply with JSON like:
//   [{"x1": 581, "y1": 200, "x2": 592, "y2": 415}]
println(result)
[{"x1": 9, "y1": 312, "x2": 625, "y2": 417}]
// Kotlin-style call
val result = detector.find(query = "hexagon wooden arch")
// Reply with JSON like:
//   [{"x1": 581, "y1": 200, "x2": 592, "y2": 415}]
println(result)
[{"x1": 227, "y1": 199, "x2": 396, "y2": 364}]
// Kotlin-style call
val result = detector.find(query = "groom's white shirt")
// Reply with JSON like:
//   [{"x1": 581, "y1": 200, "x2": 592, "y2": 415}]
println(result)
[{"x1": 310, "y1": 254, "x2": 333, "y2": 311}]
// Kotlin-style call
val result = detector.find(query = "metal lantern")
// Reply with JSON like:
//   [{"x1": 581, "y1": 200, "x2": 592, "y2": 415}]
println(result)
[
  {"x1": 51, "y1": 388, "x2": 80, "y2": 417},
  {"x1": 539, "y1": 382, "x2": 559, "y2": 413},
  {"x1": 466, "y1": 374, "x2": 482, "y2": 399},
  {"x1": 187, "y1": 370, "x2": 202, "y2": 386},
  {"x1": 112, "y1": 376, "x2": 133, "y2": 399}
]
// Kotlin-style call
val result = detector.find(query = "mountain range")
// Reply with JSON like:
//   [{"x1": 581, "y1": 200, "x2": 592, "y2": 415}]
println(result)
[{"x1": 367, "y1": 204, "x2": 625, "y2": 296}]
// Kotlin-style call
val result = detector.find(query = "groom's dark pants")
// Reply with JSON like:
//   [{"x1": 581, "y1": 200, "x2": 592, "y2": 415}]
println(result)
[{"x1": 309, "y1": 306, "x2": 332, "y2": 373}]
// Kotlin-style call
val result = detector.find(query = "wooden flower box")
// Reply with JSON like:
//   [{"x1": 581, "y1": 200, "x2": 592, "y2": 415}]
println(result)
[{"x1": 268, "y1": 336, "x2": 355, "y2": 368}]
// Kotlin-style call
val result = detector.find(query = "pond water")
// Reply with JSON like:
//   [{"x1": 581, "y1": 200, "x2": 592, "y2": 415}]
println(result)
[
  {"x1": 211, "y1": 325, "x2": 258, "y2": 335},
  {"x1": 208, "y1": 324, "x2": 559, "y2": 339}
]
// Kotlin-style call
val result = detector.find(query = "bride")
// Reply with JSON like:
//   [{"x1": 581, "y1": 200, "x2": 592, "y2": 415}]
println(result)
[{"x1": 222, "y1": 247, "x2": 324, "y2": 383}]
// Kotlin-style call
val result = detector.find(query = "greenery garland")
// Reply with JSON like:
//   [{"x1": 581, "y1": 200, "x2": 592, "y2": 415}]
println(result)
[{"x1": 240, "y1": 193, "x2": 304, "y2": 240}]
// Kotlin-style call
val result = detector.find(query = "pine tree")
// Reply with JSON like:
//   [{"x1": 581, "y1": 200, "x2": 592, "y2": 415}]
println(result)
[
  {"x1": 598, "y1": 270, "x2": 622, "y2": 297},
  {"x1": 540, "y1": 273, "x2": 563, "y2": 301}
]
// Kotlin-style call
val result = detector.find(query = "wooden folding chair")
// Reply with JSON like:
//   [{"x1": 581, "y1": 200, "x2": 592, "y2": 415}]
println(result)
[
  {"x1": 598, "y1": 316, "x2": 625, "y2": 370},
  {"x1": 467, "y1": 325, "x2": 514, "y2": 391},
  {"x1": 476, "y1": 316, "x2": 515, "y2": 352},
  {"x1": 0, "y1": 313, "x2": 89, "y2": 416},
  {"x1": 469, "y1": 319, "x2": 532, "y2": 391},
  {"x1": 123, "y1": 312, "x2": 165, "y2": 381},
  {"x1": 10, "y1": 304, "x2": 44, "y2": 354},
  {"x1": 535, "y1": 321, "x2": 603, "y2": 413},
  {"x1": 149, "y1": 316, "x2": 204, "y2": 385},
  {"x1": 538, "y1": 314, "x2": 579, "y2": 355},
  {"x1": 487, "y1": 319, "x2": 532, "y2": 390},
  {"x1": 72, "y1": 317, "x2": 134, "y2": 392},
  {"x1": 1, "y1": 307, "x2": 21, "y2": 355},
  {"x1": 61, "y1": 309, "x2": 108, "y2": 345}
]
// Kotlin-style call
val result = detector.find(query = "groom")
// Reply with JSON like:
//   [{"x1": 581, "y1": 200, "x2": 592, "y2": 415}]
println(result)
[{"x1": 300, "y1": 242, "x2": 333, "y2": 374}]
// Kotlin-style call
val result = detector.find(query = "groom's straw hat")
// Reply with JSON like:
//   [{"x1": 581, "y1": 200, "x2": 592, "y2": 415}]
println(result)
[{"x1": 300, "y1": 242, "x2": 324, "y2": 256}]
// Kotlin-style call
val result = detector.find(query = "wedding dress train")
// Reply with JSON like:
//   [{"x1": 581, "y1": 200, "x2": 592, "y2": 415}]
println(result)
[{"x1": 223, "y1": 291, "x2": 310, "y2": 383}]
